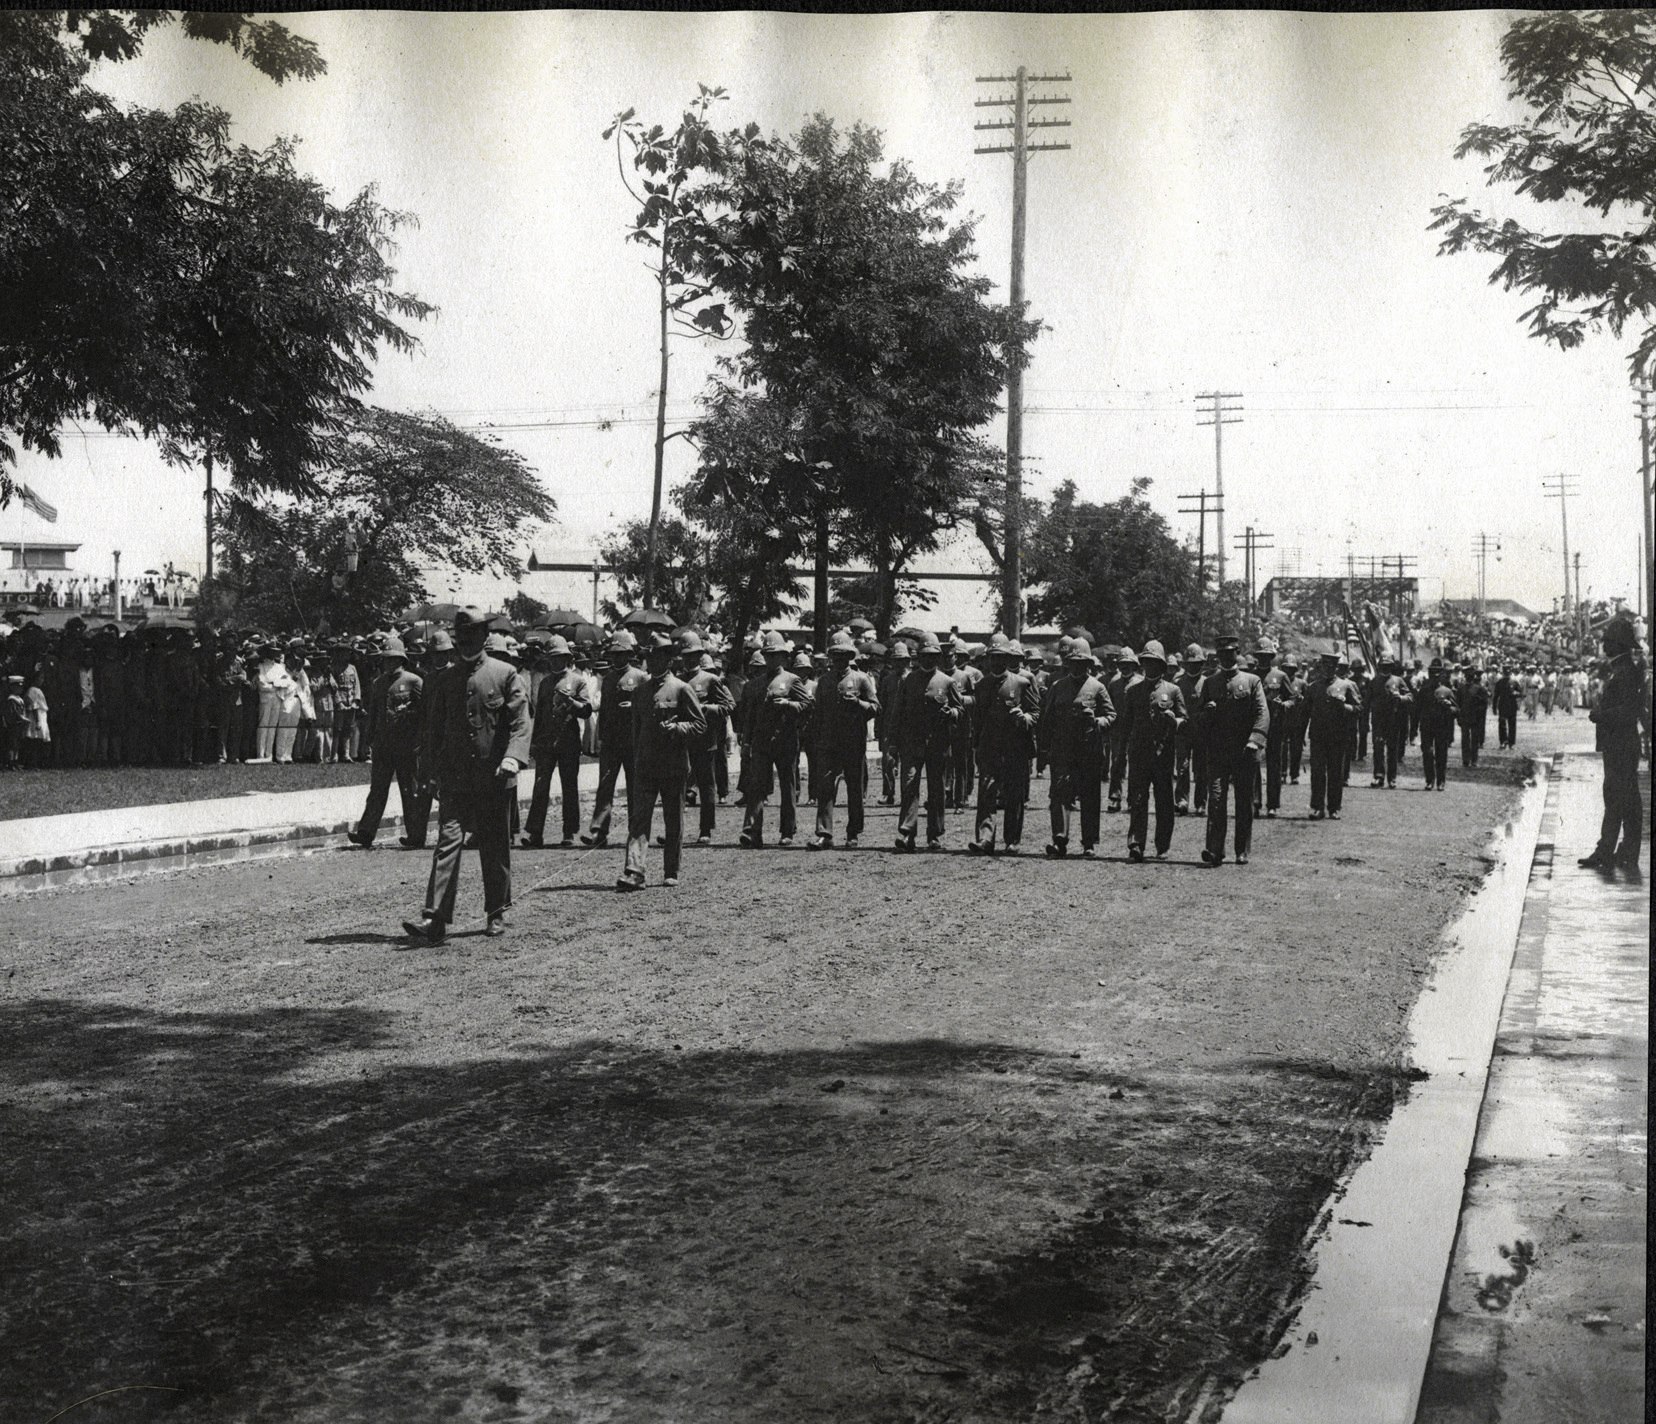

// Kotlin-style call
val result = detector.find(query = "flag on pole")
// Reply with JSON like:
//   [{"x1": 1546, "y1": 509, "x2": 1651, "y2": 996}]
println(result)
[{"x1": 15, "y1": 482, "x2": 57, "y2": 523}]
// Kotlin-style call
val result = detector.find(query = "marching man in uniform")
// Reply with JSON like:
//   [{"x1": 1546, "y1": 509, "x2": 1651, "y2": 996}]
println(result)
[
  {"x1": 1039, "y1": 638, "x2": 1114, "y2": 858},
  {"x1": 616, "y1": 629, "x2": 706, "y2": 891},
  {"x1": 1198, "y1": 633, "x2": 1269, "y2": 866},
  {"x1": 1119, "y1": 640, "x2": 1188, "y2": 861},
  {"x1": 969, "y1": 639, "x2": 1040, "y2": 855},
  {"x1": 522, "y1": 635, "x2": 593, "y2": 848},
  {"x1": 402, "y1": 608, "x2": 530, "y2": 943},
  {"x1": 810, "y1": 632, "x2": 880, "y2": 849}
]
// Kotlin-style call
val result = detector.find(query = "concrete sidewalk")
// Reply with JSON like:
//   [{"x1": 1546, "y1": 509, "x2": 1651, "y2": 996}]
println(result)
[
  {"x1": 1417, "y1": 751, "x2": 1648, "y2": 1424},
  {"x1": 0, "y1": 761, "x2": 605, "y2": 883}
]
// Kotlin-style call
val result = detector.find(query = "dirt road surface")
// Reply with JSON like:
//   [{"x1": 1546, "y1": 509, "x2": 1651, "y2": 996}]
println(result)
[{"x1": 3, "y1": 749, "x2": 1537, "y2": 1423}]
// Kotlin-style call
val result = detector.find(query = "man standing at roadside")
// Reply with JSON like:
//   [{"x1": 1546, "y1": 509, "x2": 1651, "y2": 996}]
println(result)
[
  {"x1": 616, "y1": 630, "x2": 705, "y2": 891},
  {"x1": 402, "y1": 608, "x2": 529, "y2": 943},
  {"x1": 1577, "y1": 618, "x2": 1650, "y2": 871},
  {"x1": 1198, "y1": 633, "x2": 1269, "y2": 866}
]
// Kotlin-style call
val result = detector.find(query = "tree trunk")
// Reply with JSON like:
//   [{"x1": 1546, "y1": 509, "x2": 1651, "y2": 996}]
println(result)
[
  {"x1": 874, "y1": 542, "x2": 894, "y2": 641},
  {"x1": 813, "y1": 500, "x2": 830, "y2": 652},
  {"x1": 644, "y1": 230, "x2": 671, "y2": 608}
]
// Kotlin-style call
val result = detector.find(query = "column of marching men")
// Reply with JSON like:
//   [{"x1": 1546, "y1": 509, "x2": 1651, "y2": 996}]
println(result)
[{"x1": 372, "y1": 608, "x2": 1535, "y2": 944}]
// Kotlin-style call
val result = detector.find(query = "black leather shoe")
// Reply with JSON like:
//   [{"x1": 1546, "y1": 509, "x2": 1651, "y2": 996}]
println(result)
[
  {"x1": 346, "y1": 829, "x2": 373, "y2": 848},
  {"x1": 398, "y1": 836, "x2": 425, "y2": 850},
  {"x1": 401, "y1": 916, "x2": 445, "y2": 945},
  {"x1": 484, "y1": 913, "x2": 509, "y2": 938},
  {"x1": 1200, "y1": 849, "x2": 1220, "y2": 866},
  {"x1": 1578, "y1": 851, "x2": 1615, "y2": 869}
]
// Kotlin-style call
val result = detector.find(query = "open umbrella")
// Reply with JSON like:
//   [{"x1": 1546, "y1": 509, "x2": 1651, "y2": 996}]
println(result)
[
  {"x1": 485, "y1": 611, "x2": 516, "y2": 632},
  {"x1": 1063, "y1": 624, "x2": 1095, "y2": 643},
  {"x1": 408, "y1": 601, "x2": 465, "y2": 623},
  {"x1": 562, "y1": 620, "x2": 605, "y2": 646},
  {"x1": 846, "y1": 617, "x2": 875, "y2": 634},
  {"x1": 534, "y1": 607, "x2": 584, "y2": 628},
  {"x1": 893, "y1": 625, "x2": 927, "y2": 643},
  {"x1": 619, "y1": 607, "x2": 675, "y2": 630}
]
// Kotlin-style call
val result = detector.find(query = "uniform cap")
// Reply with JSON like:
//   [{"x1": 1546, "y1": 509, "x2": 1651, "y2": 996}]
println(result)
[
  {"x1": 987, "y1": 632, "x2": 1010, "y2": 650},
  {"x1": 747, "y1": 649, "x2": 766, "y2": 669},
  {"x1": 1428, "y1": 656, "x2": 1444, "y2": 672},
  {"x1": 545, "y1": 634, "x2": 572, "y2": 657},
  {"x1": 866, "y1": 641, "x2": 888, "y2": 659},
  {"x1": 379, "y1": 636, "x2": 407, "y2": 658},
  {"x1": 677, "y1": 629, "x2": 703, "y2": 653},
  {"x1": 1280, "y1": 654, "x2": 1299, "y2": 670},
  {"x1": 1349, "y1": 656, "x2": 1366, "y2": 670},
  {"x1": 484, "y1": 632, "x2": 511, "y2": 655},
  {"x1": 1056, "y1": 635, "x2": 1074, "y2": 656},
  {"x1": 829, "y1": 632, "x2": 857, "y2": 655},
  {"x1": 889, "y1": 640, "x2": 911, "y2": 660},
  {"x1": 1253, "y1": 638, "x2": 1277, "y2": 656},
  {"x1": 698, "y1": 652, "x2": 716, "y2": 671},
  {"x1": 917, "y1": 633, "x2": 942, "y2": 654},
  {"x1": 762, "y1": 630, "x2": 791, "y2": 655},
  {"x1": 645, "y1": 628, "x2": 677, "y2": 652},
  {"x1": 1602, "y1": 616, "x2": 1637, "y2": 651},
  {"x1": 792, "y1": 650, "x2": 814, "y2": 671},
  {"x1": 1140, "y1": 640, "x2": 1168, "y2": 665},
  {"x1": 1184, "y1": 642, "x2": 1205, "y2": 661},
  {"x1": 1101, "y1": 643, "x2": 1122, "y2": 659},
  {"x1": 608, "y1": 629, "x2": 638, "y2": 654},
  {"x1": 1117, "y1": 647, "x2": 1140, "y2": 666},
  {"x1": 1066, "y1": 638, "x2": 1093, "y2": 662},
  {"x1": 947, "y1": 636, "x2": 969, "y2": 655},
  {"x1": 428, "y1": 630, "x2": 454, "y2": 653},
  {"x1": 452, "y1": 606, "x2": 487, "y2": 632},
  {"x1": 1213, "y1": 634, "x2": 1241, "y2": 651}
]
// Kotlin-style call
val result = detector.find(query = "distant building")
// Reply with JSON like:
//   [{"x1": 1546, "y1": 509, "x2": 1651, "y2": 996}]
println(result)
[
  {"x1": 1260, "y1": 574, "x2": 1420, "y2": 621},
  {"x1": 1439, "y1": 597, "x2": 1538, "y2": 623}
]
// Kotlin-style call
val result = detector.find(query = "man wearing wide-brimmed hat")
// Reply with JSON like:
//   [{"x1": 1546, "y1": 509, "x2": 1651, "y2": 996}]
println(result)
[
  {"x1": 809, "y1": 632, "x2": 879, "y2": 849},
  {"x1": 581, "y1": 629, "x2": 647, "y2": 848},
  {"x1": 1118, "y1": 640, "x2": 1188, "y2": 861},
  {"x1": 1196, "y1": 633, "x2": 1268, "y2": 865},
  {"x1": 402, "y1": 607, "x2": 530, "y2": 944},
  {"x1": 523, "y1": 635, "x2": 593, "y2": 848}
]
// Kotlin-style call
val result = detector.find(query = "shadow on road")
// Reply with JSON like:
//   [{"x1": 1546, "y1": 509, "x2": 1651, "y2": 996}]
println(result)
[{"x1": 2, "y1": 996, "x2": 1409, "y2": 1424}]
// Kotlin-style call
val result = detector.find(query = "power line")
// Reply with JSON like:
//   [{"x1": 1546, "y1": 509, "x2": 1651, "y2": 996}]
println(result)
[{"x1": 1471, "y1": 532, "x2": 1501, "y2": 614}]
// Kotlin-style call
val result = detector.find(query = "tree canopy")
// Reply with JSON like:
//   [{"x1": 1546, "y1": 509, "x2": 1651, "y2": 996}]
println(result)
[
  {"x1": 215, "y1": 408, "x2": 554, "y2": 633},
  {"x1": 1023, "y1": 479, "x2": 1220, "y2": 651},
  {"x1": 1, "y1": 9, "x2": 431, "y2": 498},
  {"x1": 678, "y1": 115, "x2": 1032, "y2": 638},
  {"x1": 1430, "y1": 10, "x2": 1656, "y2": 378}
]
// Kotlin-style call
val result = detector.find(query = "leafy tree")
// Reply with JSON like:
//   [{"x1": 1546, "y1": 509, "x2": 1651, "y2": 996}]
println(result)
[
  {"x1": 598, "y1": 514, "x2": 716, "y2": 629},
  {"x1": 688, "y1": 116, "x2": 1034, "y2": 642},
  {"x1": 1, "y1": 9, "x2": 431, "y2": 512},
  {"x1": 504, "y1": 591, "x2": 549, "y2": 626},
  {"x1": 1431, "y1": 10, "x2": 1656, "y2": 378},
  {"x1": 215, "y1": 409, "x2": 553, "y2": 633},
  {"x1": 602, "y1": 86, "x2": 742, "y2": 603},
  {"x1": 1023, "y1": 479, "x2": 1218, "y2": 650}
]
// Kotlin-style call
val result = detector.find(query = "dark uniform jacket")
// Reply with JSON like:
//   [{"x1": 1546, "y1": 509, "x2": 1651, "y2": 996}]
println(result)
[
  {"x1": 1038, "y1": 671, "x2": 1115, "y2": 765},
  {"x1": 751, "y1": 668, "x2": 812, "y2": 754},
  {"x1": 632, "y1": 671, "x2": 706, "y2": 778},
  {"x1": 689, "y1": 667, "x2": 737, "y2": 750},
  {"x1": 530, "y1": 668, "x2": 595, "y2": 758},
  {"x1": 1308, "y1": 673, "x2": 1361, "y2": 739},
  {"x1": 1262, "y1": 666, "x2": 1299, "y2": 735},
  {"x1": 422, "y1": 653, "x2": 531, "y2": 820},
  {"x1": 976, "y1": 670, "x2": 1041, "y2": 761},
  {"x1": 1197, "y1": 667, "x2": 1270, "y2": 754},
  {"x1": 1492, "y1": 674, "x2": 1520, "y2": 716},
  {"x1": 365, "y1": 667, "x2": 424, "y2": 757},
  {"x1": 1119, "y1": 675, "x2": 1189, "y2": 759},
  {"x1": 1458, "y1": 681, "x2": 1490, "y2": 730},
  {"x1": 1174, "y1": 666, "x2": 1206, "y2": 748},
  {"x1": 815, "y1": 667, "x2": 879, "y2": 753},
  {"x1": 596, "y1": 664, "x2": 648, "y2": 761},
  {"x1": 1415, "y1": 680, "x2": 1459, "y2": 733},
  {"x1": 893, "y1": 665, "x2": 963, "y2": 756}
]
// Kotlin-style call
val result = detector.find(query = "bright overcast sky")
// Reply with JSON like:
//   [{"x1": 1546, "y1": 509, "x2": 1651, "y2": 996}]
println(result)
[{"x1": 12, "y1": 8, "x2": 1646, "y2": 618}]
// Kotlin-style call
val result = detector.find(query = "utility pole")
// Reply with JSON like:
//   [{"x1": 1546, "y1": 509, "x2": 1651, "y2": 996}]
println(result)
[
  {"x1": 1195, "y1": 393, "x2": 1242, "y2": 585},
  {"x1": 1471, "y1": 533, "x2": 1501, "y2": 614},
  {"x1": 1542, "y1": 475, "x2": 1579, "y2": 627},
  {"x1": 112, "y1": 549, "x2": 122, "y2": 622},
  {"x1": 1573, "y1": 551, "x2": 1584, "y2": 657},
  {"x1": 976, "y1": 66, "x2": 1071, "y2": 637},
  {"x1": 1178, "y1": 489, "x2": 1222, "y2": 590},
  {"x1": 1234, "y1": 527, "x2": 1274, "y2": 631}
]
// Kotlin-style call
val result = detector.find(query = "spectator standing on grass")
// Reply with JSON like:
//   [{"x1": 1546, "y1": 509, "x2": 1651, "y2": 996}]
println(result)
[
  {"x1": 249, "y1": 642, "x2": 290, "y2": 762},
  {"x1": 213, "y1": 639, "x2": 246, "y2": 763},
  {"x1": 331, "y1": 643, "x2": 362, "y2": 762},
  {"x1": 311, "y1": 655, "x2": 337, "y2": 763},
  {"x1": 2, "y1": 674, "x2": 24, "y2": 768},
  {"x1": 22, "y1": 672, "x2": 50, "y2": 767}
]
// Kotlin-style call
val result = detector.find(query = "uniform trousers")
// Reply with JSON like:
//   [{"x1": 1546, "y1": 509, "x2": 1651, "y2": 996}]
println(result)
[
  {"x1": 1106, "y1": 739, "x2": 1126, "y2": 805},
  {"x1": 1127, "y1": 748, "x2": 1176, "y2": 855},
  {"x1": 424, "y1": 784, "x2": 513, "y2": 923},
  {"x1": 880, "y1": 744, "x2": 898, "y2": 801},
  {"x1": 357, "y1": 744, "x2": 420, "y2": 843},
  {"x1": 1205, "y1": 746, "x2": 1258, "y2": 859},
  {"x1": 1460, "y1": 718, "x2": 1485, "y2": 767},
  {"x1": 1048, "y1": 756, "x2": 1102, "y2": 849},
  {"x1": 402, "y1": 777, "x2": 433, "y2": 848},
  {"x1": 814, "y1": 744, "x2": 867, "y2": 842},
  {"x1": 708, "y1": 717, "x2": 730, "y2": 800},
  {"x1": 1287, "y1": 717, "x2": 1307, "y2": 782},
  {"x1": 1372, "y1": 717, "x2": 1398, "y2": 784},
  {"x1": 625, "y1": 768, "x2": 685, "y2": 881},
  {"x1": 687, "y1": 742, "x2": 721, "y2": 837},
  {"x1": 742, "y1": 739, "x2": 799, "y2": 843},
  {"x1": 898, "y1": 743, "x2": 949, "y2": 843},
  {"x1": 948, "y1": 731, "x2": 975, "y2": 806},
  {"x1": 1265, "y1": 722, "x2": 1288, "y2": 811},
  {"x1": 1593, "y1": 743, "x2": 1644, "y2": 862},
  {"x1": 1420, "y1": 726, "x2": 1453, "y2": 788},
  {"x1": 1498, "y1": 708, "x2": 1517, "y2": 748},
  {"x1": 973, "y1": 750, "x2": 1029, "y2": 849},
  {"x1": 1176, "y1": 736, "x2": 1207, "y2": 811},
  {"x1": 586, "y1": 743, "x2": 631, "y2": 841},
  {"x1": 525, "y1": 737, "x2": 582, "y2": 842},
  {"x1": 1308, "y1": 731, "x2": 1345, "y2": 814}
]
